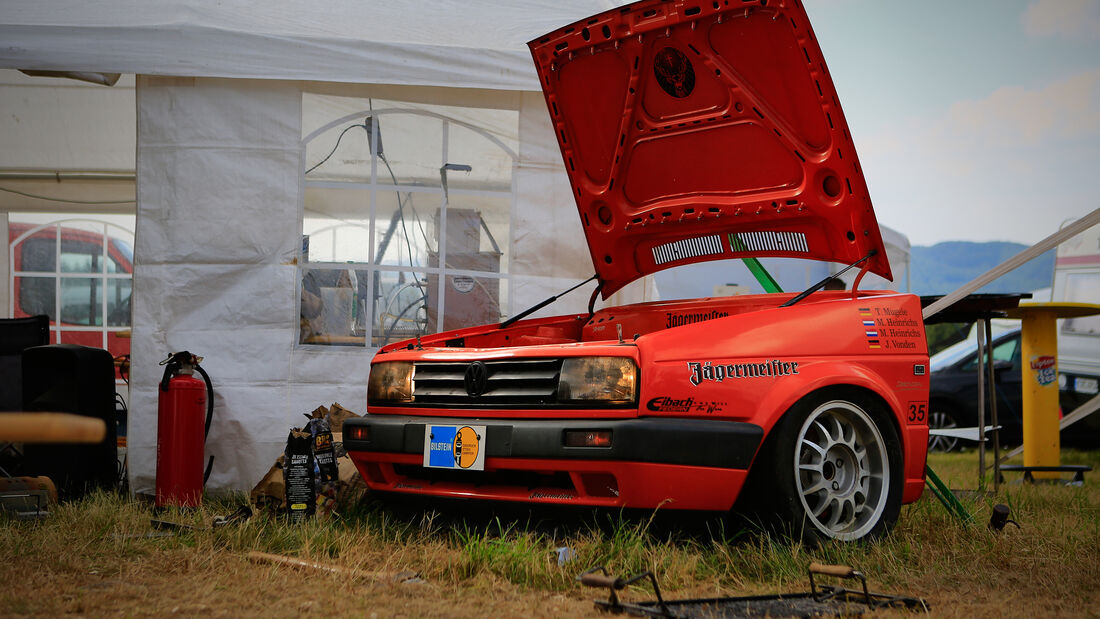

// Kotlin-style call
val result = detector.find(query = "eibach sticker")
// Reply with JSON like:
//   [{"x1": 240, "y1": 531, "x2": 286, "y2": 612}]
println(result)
[{"x1": 646, "y1": 397, "x2": 726, "y2": 414}]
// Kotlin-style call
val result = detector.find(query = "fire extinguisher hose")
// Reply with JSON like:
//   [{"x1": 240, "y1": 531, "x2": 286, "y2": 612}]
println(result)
[{"x1": 195, "y1": 362, "x2": 215, "y2": 486}]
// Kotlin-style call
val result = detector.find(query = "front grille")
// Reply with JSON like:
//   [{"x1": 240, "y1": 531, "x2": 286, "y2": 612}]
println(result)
[{"x1": 413, "y1": 358, "x2": 563, "y2": 406}]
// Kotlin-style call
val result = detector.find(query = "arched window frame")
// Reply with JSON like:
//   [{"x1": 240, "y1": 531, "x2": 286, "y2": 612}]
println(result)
[{"x1": 299, "y1": 105, "x2": 518, "y2": 349}]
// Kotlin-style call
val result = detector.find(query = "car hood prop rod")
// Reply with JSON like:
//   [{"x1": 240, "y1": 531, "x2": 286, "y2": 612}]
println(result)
[
  {"x1": 780, "y1": 249, "x2": 877, "y2": 308},
  {"x1": 499, "y1": 274, "x2": 598, "y2": 329}
]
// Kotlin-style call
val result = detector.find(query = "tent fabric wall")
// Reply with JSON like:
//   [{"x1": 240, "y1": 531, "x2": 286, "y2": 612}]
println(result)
[{"x1": 131, "y1": 77, "x2": 309, "y2": 494}]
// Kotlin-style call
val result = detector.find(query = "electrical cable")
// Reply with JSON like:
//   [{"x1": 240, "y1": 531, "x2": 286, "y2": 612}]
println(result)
[
  {"x1": 304, "y1": 123, "x2": 368, "y2": 176},
  {"x1": 366, "y1": 99, "x2": 428, "y2": 281},
  {"x1": 114, "y1": 391, "x2": 128, "y2": 489},
  {"x1": 0, "y1": 185, "x2": 135, "y2": 205},
  {"x1": 380, "y1": 156, "x2": 420, "y2": 271},
  {"x1": 115, "y1": 354, "x2": 130, "y2": 385},
  {"x1": 377, "y1": 150, "x2": 428, "y2": 339},
  {"x1": 382, "y1": 292, "x2": 429, "y2": 344}
]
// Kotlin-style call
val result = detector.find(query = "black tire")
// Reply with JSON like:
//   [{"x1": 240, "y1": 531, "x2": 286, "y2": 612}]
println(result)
[
  {"x1": 927, "y1": 405, "x2": 960, "y2": 452},
  {"x1": 744, "y1": 390, "x2": 903, "y2": 544}
]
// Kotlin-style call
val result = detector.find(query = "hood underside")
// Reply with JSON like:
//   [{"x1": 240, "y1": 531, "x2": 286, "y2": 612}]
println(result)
[{"x1": 529, "y1": 0, "x2": 892, "y2": 298}]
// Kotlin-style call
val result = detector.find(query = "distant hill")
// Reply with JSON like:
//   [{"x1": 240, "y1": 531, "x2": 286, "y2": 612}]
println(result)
[{"x1": 910, "y1": 241, "x2": 1055, "y2": 296}]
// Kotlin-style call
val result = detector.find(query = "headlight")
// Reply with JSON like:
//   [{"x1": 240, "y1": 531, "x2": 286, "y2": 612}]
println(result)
[
  {"x1": 368, "y1": 361, "x2": 413, "y2": 403},
  {"x1": 557, "y1": 357, "x2": 637, "y2": 403}
]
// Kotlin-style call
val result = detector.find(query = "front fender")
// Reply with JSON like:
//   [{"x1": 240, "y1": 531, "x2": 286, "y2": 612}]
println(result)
[{"x1": 752, "y1": 358, "x2": 909, "y2": 436}]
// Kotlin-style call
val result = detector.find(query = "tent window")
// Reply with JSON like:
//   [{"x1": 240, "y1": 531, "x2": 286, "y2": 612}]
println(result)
[
  {"x1": 299, "y1": 96, "x2": 517, "y2": 348},
  {"x1": 8, "y1": 216, "x2": 135, "y2": 354}
]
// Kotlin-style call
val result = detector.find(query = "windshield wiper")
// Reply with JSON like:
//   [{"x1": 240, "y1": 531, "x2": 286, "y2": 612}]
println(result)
[
  {"x1": 500, "y1": 274, "x2": 598, "y2": 329},
  {"x1": 780, "y1": 249, "x2": 877, "y2": 308}
]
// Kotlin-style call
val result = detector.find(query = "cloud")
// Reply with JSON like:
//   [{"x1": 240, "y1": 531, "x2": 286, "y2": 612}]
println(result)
[
  {"x1": 941, "y1": 68, "x2": 1100, "y2": 149},
  {"x1": 854, "y1": 68, "x2": 1100, "y2": 244},
  {"x1": 1023, "y1": 0, "x2": 1100, "y2": 40},
  {"x1": 860, "y1": 68, "x2": 1100, "y2": 174}
]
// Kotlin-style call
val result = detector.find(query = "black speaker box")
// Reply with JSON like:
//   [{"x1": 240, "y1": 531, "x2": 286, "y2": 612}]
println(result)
[
  {"x1": 21, "y1": 344, "x2": 118, "y2": 499},
  {"x1": 0, "y1": 314, "x2": 50, "y2": 412}
]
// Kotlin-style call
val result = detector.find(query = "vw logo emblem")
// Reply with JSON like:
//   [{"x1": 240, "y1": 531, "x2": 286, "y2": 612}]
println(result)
[{"x1": 464, "y1": 361, "x2": 489, "y2": 397}]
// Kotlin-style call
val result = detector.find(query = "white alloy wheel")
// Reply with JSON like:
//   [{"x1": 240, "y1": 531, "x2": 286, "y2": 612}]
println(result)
[{"x1": 794, "y1": 399, "x2": 890, "y2": 541}]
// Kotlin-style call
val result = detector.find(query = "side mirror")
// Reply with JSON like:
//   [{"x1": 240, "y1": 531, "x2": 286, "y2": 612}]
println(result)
[{"x1": 992, "y1": 360, "x2": 1013, "y2": 372}]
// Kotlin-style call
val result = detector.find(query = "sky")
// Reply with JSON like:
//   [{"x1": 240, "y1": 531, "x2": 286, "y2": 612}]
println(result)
[{"x1": 802, "y1": 0, "x2": 1100, "y2": 247}]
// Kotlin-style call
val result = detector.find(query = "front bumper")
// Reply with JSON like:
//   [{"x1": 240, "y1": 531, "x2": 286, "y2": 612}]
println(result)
[{"x1": 344, "y1": 415, "x2": 764, "y2": 510}]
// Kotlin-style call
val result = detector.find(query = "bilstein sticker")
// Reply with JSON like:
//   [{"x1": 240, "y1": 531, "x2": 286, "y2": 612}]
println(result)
[
  {"x1": 424, "y1": 424, "x2": 486, "y2": 470},
  {"x1": 688, "y1": 360, "x2": 798, "y2": 386}
]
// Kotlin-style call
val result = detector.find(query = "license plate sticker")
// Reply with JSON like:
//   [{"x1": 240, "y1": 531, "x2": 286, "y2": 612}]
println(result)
[
  {"x1": 423, "y1": 424, "x2": 487, "y2": 471},
  {"x1": 1075, "y1": 377, "x2": 1099, "y2": 395}
]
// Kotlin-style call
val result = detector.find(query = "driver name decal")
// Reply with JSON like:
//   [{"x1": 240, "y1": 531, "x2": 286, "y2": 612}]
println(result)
[
  {"x1": 688, "y1": 360, "x2": 798, "y2": 386},
  {"x1": 858, "y1": 306, "x2": 921, "y2": 350}
]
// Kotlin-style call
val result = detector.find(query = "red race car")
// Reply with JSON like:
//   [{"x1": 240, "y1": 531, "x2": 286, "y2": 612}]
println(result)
[{"x1": 345, "y1": 0, "x2": 929, "y2": 543}]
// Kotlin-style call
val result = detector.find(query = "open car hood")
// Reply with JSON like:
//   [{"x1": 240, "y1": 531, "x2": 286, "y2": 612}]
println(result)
[{"x1": 529, "y1": 0, "x2": 892, "y2": 298}]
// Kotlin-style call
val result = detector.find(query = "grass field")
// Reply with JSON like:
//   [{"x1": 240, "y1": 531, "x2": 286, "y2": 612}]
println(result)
[{"x1": 2, "y1": 449, "x2": 1099, "y2": 617}]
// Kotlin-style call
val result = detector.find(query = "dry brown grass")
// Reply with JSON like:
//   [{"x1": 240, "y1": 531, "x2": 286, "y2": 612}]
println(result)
[{"x1": 2, "y1": 449, "x2": 1098, "y2": 617}]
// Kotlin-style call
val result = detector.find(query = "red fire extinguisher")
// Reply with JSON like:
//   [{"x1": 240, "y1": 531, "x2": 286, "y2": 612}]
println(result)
[{"x1": 156, "y1": 351, "x2": 214, "y2": 508}]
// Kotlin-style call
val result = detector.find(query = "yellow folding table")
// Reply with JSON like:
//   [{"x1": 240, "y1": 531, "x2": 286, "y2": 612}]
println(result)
[{"x1": 1003, "y1": 302, "x2": 1100, "y2": 480}]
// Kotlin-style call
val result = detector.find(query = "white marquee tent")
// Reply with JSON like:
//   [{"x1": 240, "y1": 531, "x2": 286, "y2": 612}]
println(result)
[{"x1": 0, "y1": 1, "x2": 909, "y2": 494}]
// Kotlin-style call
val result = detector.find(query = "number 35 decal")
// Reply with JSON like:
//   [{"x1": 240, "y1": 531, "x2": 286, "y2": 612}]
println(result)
[{"x1": 907, "y1": 402, "x2": 927, "y2": 424}]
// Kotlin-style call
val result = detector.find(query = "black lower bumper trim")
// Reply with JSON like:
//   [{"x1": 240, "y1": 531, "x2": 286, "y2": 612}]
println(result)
[{"x1": 344, "y1": 415, "x2": 763, "y2": 470}]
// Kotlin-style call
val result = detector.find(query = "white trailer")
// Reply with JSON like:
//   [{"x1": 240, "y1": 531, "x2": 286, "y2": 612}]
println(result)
[{"x1": 1053, "y1": 219, "x2": 1100, "y2": 402}]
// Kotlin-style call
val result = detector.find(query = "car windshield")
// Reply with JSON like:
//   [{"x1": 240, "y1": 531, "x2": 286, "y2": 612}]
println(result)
[
  {"x1": 930, "y1": 328, "x2": 1021, "y2": 372},
  {"x1": 930, "y1": 338, "x2": 979, "y2": 372}
]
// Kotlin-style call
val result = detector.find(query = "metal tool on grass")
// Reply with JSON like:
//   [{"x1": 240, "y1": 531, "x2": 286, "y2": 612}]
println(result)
[
  {"x1": 150, "y1": 504, "x2": 253, "y2": 532},
  {"x1": 578, "y1": 562, "x2": 929, "y2": 618}
]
